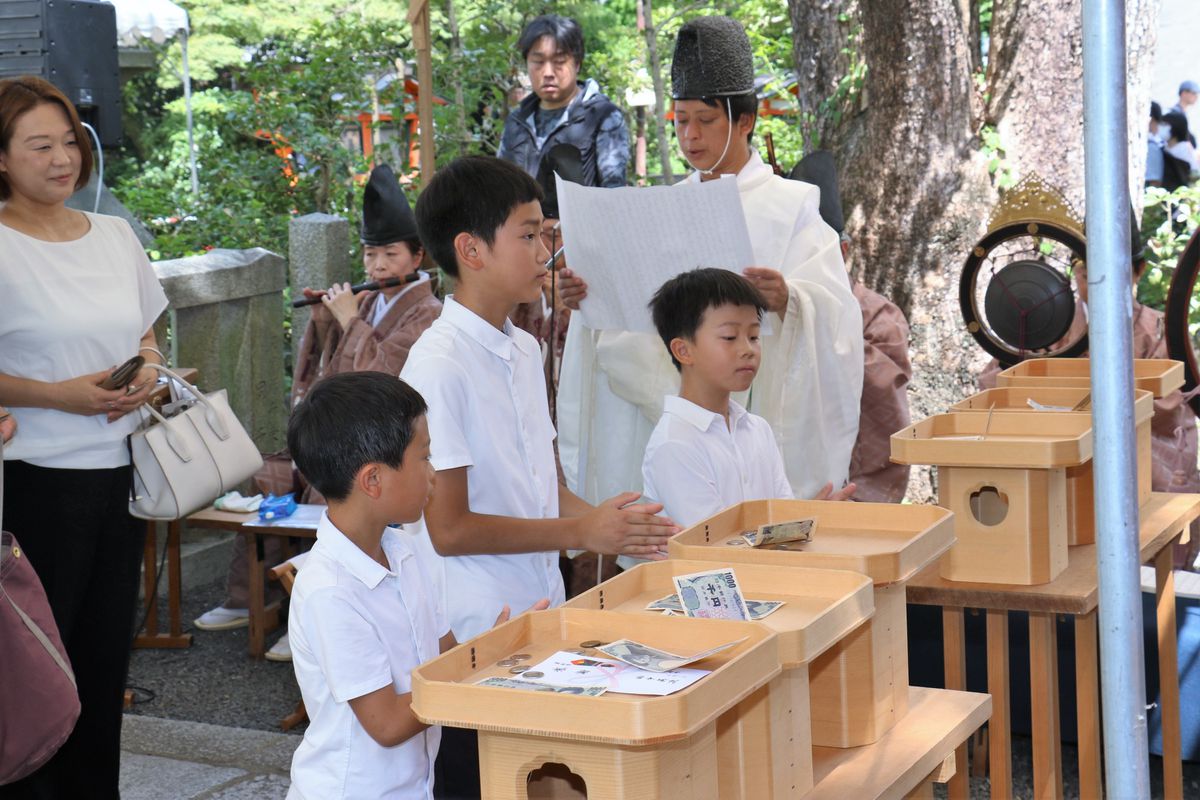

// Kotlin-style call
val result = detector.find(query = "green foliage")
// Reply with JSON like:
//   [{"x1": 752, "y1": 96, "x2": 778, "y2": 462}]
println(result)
[
  {"x1": 1137, "y1": 185, "x2": 1200, "y2": 336},
  {"x1": 979, "y1": 124, "x2": 1016, "y2": 189}
]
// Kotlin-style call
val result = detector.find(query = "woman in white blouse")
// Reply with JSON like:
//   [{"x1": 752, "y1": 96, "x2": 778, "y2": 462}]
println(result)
[{"x1": 0, "y1": 76, "x2": 169, "y2": 798}]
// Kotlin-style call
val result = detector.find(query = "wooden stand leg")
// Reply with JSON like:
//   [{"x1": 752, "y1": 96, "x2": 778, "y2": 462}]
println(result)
[
  {"x1": 1156, "y1": 542, "x2": 1184, "y2": 800},
  {"x1": 941, "y1": 607, "x2": 969, "y2": 800},
  {"x1": 986, "y1": 609, "x2": 1012, "y2": 800},
  {"x1": 1029, "y1": 611, "x2": 1063, "y2": 800},
  {"x1": 247, "y1": 531, "x2": 281, "y2": 659},
  {"x1": 1074, "y1": 610, "x2": 1102, "y2": 800},
  {"x1": 135, "y1": 519, "x2": 192, "y2": 649}
]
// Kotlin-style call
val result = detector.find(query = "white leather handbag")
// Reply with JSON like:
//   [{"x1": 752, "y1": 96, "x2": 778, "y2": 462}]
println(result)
[{"x1": 128, "y1": 365, "x2": 263, "y2": 520}]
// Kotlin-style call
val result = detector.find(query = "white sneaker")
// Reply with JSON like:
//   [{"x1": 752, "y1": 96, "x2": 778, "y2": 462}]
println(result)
[
  {"x1": 193, "y1": 605, "x2": 250, "y2": 631},
  {"x1": 265, "y1": 631, "x2": 292, "y2": 662}
]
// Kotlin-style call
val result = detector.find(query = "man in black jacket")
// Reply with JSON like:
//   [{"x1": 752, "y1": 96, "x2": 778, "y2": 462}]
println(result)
[{"x1": 497, "y1": 14, "x2": 629, "y2": 188}]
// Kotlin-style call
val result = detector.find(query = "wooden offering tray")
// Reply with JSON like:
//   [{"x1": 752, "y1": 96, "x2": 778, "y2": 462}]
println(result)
[
  {"x1": 412, "y1": 608, "x2": 778, "y2": 800},
  {"x1": 892, "y1": 412, "x2": 1092, "y2": 585},
  {"x1": 995, "y1": 356, "x2": 1183, "y2": 398},
  {"x1": 950, "y1": 388, "x2": 1154, "y2": 545},
  {"x1": 668, "y1": 500, "x2": 954, "y2": 750},
  {"x1": 564, "y1": 560, "x2": 872, "y2": 667},
  {"x1": 890, "y1": 411, "x2": 1092, "y2": 468},
  {"x1": 565, "y1": 560, "x2": 872, "y2": 798}
]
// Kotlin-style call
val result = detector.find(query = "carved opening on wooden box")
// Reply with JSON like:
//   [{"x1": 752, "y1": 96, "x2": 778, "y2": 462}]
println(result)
[
  {"x1": 969, "y1": 485, "x2": 1009, "y2": 526},
  {"x1": 526, "y1": 762, "x2": 587, "y2": 798}
]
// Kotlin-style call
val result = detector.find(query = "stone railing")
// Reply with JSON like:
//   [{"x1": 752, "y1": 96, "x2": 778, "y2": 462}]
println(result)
[{"x1": 150, "y1": 212, "x2": 352, "y2": 453}]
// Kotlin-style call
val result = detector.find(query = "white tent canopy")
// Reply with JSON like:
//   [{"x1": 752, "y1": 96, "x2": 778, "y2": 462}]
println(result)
[{"x1": 107, "y1": 0, "x2": 198, "y2": 194}]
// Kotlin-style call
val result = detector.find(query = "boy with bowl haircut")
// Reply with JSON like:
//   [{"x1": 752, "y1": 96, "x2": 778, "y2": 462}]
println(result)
[
  {"x1": 641, "y1": 268, "x2": 796, "y2": 530},
  {"x1": 285, "y1": 371, "x2": 447, "y2": 799},
  {"x1": 400, "y1": 155, "x2": 678, "y2": 797}
]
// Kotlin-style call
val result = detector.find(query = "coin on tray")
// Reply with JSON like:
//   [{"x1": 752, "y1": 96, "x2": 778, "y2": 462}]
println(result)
[
  {"x1": 511, "y1": 653, "x2": 531, "y2": 661},
  {"x1": 509, "y1": 666, "x2": 530, "y2": 674},
  {"x1": 522, "y1": 671, "x2": 544, "y2": 679},
  {"x1": 496, "y1": 658, "x2": 519, "y2": 667},
  {"x1": 580, "y1": 639, "x2": 603, "y2": 648}
]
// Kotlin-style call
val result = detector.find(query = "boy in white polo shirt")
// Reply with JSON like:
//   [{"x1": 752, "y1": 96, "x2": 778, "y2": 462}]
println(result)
[
  {"x1": 286, "y1": 372, "x2": 541, "y2": 800},
  {"x1": 400, "y1": 156, "x2": 680, "y2": 798},
  {"x1": 642, "y1": 268, "x2": 856, "y2": 536}
]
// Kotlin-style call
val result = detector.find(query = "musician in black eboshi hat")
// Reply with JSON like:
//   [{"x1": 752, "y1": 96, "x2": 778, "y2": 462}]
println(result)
[
  {"x1": 556, "y1": 16, "x2": 866, "y2": 528},
  {"x1": 193, "y1": 164, "x2": 443, "y2": 657}
]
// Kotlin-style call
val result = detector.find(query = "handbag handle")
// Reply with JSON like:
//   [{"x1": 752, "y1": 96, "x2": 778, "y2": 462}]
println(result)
[{"x1": 144, "y1": 363, "x2": 233, "y2": 441}]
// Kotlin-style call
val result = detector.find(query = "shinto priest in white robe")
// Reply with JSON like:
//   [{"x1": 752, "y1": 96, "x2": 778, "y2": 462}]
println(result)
[{"x1": 557, "y1": 150, "x2": 865, "y2": 520}]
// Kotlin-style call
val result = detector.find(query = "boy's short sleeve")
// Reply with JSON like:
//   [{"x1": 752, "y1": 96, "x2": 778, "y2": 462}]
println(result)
[
  {"x1": 402, "y1": 354, "x2": 474, "y2": 471},
  {"x1": 302, "y1": 589, "x2": 395, "y2": 703},
  {"x1": 643, "y1": 439, "x2": 724, "y2": 529}
]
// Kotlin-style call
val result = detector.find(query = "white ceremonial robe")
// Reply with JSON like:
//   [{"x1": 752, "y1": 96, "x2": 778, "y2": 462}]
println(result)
[{"x1": 557, "y1": 151, "x2": 864, "y2": 503}]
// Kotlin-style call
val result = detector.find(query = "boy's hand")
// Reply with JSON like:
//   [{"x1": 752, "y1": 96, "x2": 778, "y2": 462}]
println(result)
[
  {"x1": 494, "y1": 598, "x2": 551, "y2": 627},
  {"x1": 558, "y1": 268, "x2": 588, "y2": 310},
  {"x1": 742, "y1": 267, "x2": 789, "y2": 315},
  {"x1": 0, "y1": 407, "x2": 15, "y2": 444},
  {"x1": 812, "y1": 482, "x2": 857, "y2": 502},
  {"x1": 578, "y1": 492, "x2": 679, "y2": 559}
]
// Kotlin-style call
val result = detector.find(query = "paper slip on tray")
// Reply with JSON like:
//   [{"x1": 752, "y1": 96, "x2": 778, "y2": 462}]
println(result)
[
  {"x1": 951, "y1": 386, "x2": 1154, "y2": 419},
  {"x1": 667, "y1": 499, "x2": 953, "y2": 586},
  {"x1": 995, "y1": 357, "x2": 1183, "y2": 397},
  {"x1": 566, "y1": 559, "x2": 873, "y2": 668},
  {"x1": 411, "y1": 607, "x2": 778, "y2": 745}
]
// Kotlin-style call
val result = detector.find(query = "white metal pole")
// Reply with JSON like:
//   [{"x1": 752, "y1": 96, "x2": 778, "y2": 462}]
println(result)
[{"x1": 1081, "y1": 1, "x2": 1151, "y2": 797}]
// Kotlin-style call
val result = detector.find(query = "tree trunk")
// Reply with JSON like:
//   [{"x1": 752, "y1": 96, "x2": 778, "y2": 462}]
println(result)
[
  {"x1": 986, "y1": 0, "x2": 1161, "y2": 208},
  {"x1": 642, "y1": 0, "x2": 675, "y2": 184},
  {"x1": 789, "y1": 0, "x2": 858, "y2": 152},
  {"x1": 445, "y1": 0, "x2": 471, "y2": 158}
]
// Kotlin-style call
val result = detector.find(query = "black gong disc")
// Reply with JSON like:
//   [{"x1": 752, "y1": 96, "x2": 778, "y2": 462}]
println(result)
[{"x1": 982, "y1": 259, "x2": 1076, "y2": 351}]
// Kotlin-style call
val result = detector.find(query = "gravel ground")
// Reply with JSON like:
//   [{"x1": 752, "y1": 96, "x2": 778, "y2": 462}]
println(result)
[
  {"x1": 127, "y1": 577, "x2": 305, "y2": 735},
  {"x1": 126, "y1": 580, "x2": 1200, "y2": 797}
]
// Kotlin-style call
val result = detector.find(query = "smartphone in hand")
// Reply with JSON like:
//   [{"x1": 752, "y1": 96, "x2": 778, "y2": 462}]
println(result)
[{"x1": 99, "y1": 355, "x2": 145, "y2": 391}]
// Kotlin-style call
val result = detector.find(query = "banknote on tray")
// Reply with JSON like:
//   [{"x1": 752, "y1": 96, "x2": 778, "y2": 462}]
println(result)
[
  {"x1": 645, "y1": 592, "x2": 784, "y2": 620},
  {"x1": 596, "y1": 637, "x2": 747, "y2": 672},
  {"x1": 671, "y1": 567, "x2": 750, "y2": 620},
  {"x1": 475, "y1": 676, "x2": 608, "y2": 696},
  {"x1": 741, "y1": 517, "x2": 817, "y2": 547}
]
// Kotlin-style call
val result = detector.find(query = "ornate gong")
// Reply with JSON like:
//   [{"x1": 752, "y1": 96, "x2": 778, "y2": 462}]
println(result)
[{"x1": 960, "y1": 174, "x2": 1089, "y2": 366}]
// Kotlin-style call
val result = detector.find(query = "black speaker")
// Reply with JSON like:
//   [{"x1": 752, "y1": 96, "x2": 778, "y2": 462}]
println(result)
[{"x1": 0, "y1": 0, "x2": 122, "y2": 145}]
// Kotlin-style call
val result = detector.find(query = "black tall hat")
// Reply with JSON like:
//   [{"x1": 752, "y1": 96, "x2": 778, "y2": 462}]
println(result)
[
  {"x1": 671, "y1": 16, "x2": 755, "y2": 99},
  {"x1": 789, "y1": 150, "x2": 845, "y2": 234},
  {"x1": 361, "y1": 164, "x2": 419, "y2": 246},
  {"x1": 536, "y1": 144, "x2": 586, "y2": 219}
]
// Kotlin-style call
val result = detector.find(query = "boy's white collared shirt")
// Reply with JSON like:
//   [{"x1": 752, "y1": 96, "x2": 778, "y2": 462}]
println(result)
[
  {"x1": 641, "y1": 395, "x2": 794, "y2": 533},
  {"x1": 288, "y1": 512, "x2": 447, "y2": 800},
  {"x1": 400, "y1": 296, "x2": 564, "y2": 642}
]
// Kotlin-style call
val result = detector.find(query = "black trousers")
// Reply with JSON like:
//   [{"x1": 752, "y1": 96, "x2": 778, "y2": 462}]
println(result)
[
  {"x1": 433, "y1": 726, "x2": 481, "y2": 799},
  {"x1": 0, "y1": 460, "x2": 145, "y2": 800}
]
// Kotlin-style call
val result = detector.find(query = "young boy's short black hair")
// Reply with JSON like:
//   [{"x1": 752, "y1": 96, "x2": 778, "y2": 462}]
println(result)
[
  {"x1": 517, "y1": 14, "x2": 585, "y2": 65},
  {"x1": 692, "y1": 92, "x2": 759, "y2": 144},
  {"x1": 649, "y1": 267, "x2": 767, "y2": 370},
  {"x1": 415, "y1": 156, "x2": 544, "y2": 278},
  {"x1": 287, "y1": 372, "x2": 428, "y2": 501}
]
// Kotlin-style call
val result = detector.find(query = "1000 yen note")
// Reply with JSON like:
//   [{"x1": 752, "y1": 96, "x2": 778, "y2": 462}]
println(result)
[
  {"x1": 597, "y1": 638, "x2": 746, "y2": 672},
  {"x1": 476, "y1": 677, "x2": 608, "y2": 696},
  {"x1": 672, "y1": 568, "x2": 749, "y2": 620},
  {"x1": 645, "y1": 593, "x2": 683, "y2": 612},
  {"x1": 745, "y1": 600, "x2": 785, "y2": 620},
  {"x1": 743, "y1": 518, "x2": 817, "y2": 548}
]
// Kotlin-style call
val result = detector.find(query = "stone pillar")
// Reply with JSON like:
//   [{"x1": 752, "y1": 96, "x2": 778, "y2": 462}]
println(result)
[
  {"x1": 288, "y1": 213, "x2": 352, "y2": 366},
  {"x1": 156, "y1": 248, "x2": 289, "y2": 452}
]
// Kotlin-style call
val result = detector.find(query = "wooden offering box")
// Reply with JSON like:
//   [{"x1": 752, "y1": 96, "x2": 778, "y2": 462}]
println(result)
[
  {"x1": 995, "y1": 357, "x2": 1183, "y2": 397},
  {"x1": 667, "y1": 500, "x2": 954, "y2": 749},
  {"x1": 411, "y1": 607, "x2": 778, "y2": 800},
  {"x1": 951, "y1": 387, "x2": 1154, "y2": 545},
  {"x1": 891, "y1": 411, "x2": 1092, "y2": 585},
  {"x1": 565, "y1": 560, "x2": 873, "y2": 798}
]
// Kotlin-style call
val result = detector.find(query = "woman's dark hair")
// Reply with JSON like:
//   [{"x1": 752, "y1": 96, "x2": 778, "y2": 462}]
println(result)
[
  {"x1": 0, "y1": 75, "x2": 93, "y2": 201},
  {"x1": 649, "y1": 268, "x2": 767, "y2": 370},
  {"x1": 287, "y1": 372, "x2": 428, "y2": 501},
  {"x1": 415, "y1": 155, "x2": 543, "y2": 278},
  {"x1": 1164, "y1": 110, "x2": 1190, "y2": 144},
  {"x1": 693, "y1": 92, "x2": 759, "y2": 144},
  {"x1": 518, "y1": 15, "x2": 585, "y2": 66}
]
